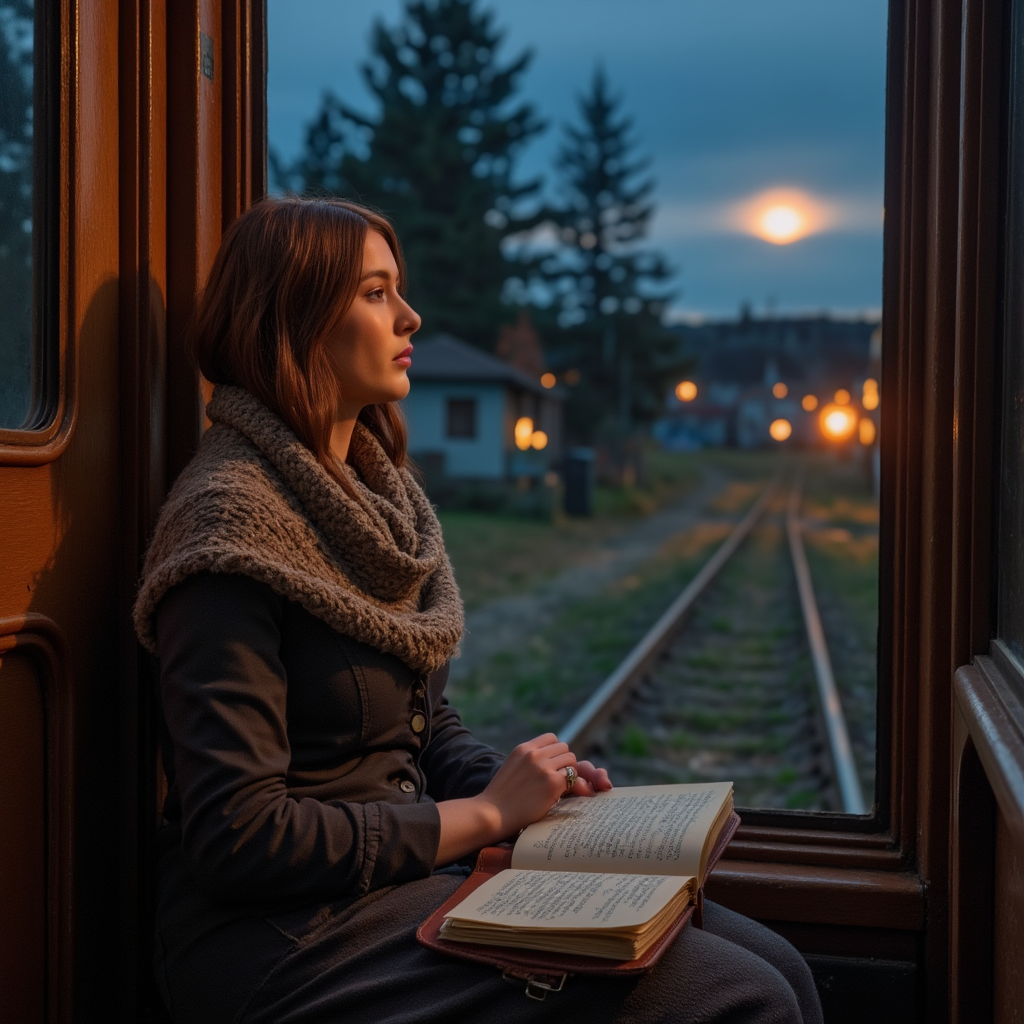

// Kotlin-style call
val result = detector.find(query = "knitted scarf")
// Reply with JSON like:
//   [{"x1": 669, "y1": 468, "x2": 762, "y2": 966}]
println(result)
[{"x1": 134, "y1": 385, "x2": 463, "y2": 674}]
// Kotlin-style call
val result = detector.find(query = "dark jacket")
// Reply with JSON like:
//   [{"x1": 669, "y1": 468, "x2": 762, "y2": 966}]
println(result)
[{"x1": 156, "y1": 570, "x2": 504, "y2": 908}]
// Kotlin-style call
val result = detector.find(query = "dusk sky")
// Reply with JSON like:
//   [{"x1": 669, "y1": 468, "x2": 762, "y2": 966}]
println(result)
[{"x1": 267, "y1": 0, "x2": 888, "y2": 321}]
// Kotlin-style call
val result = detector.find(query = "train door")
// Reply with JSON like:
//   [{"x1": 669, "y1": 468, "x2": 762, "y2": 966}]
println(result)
[{"x1": 0, "y1": 3, "x2": 264, "y2": 1020}]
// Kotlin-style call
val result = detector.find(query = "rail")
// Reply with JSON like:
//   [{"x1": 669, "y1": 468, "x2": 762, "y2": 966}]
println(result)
[
  {"x1": 785, "y1": 478, "x2": 867, "y2": 814},
  {"x1": 559, "y1": 469, "x2": 868, "y2": 815},
  {"x1": 559, "y1": 476, "x2": 780, "y2": 748}
]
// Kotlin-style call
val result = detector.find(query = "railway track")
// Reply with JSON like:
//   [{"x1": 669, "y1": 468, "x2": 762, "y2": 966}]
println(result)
[{"x1": 562, "y1": 474, "x2": 869, "y2": 815}]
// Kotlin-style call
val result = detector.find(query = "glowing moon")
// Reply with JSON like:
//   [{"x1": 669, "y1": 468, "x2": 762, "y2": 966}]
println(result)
[{"x1": 732, "y1": 188, "x2": 835, "y2": 245}]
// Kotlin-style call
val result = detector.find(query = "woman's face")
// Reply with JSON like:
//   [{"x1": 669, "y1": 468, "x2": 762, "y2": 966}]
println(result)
[{"x1": 323, "y1": 229, "x2": 421, "y2": 418}]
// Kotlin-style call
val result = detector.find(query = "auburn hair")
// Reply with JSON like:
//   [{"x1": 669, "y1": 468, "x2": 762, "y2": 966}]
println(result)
[{"x1": 190, "y1": 195, "x2": 411, "y2": 494}]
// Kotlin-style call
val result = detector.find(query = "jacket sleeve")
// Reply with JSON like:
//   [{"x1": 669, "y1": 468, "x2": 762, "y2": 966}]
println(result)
[
  {"x1": 156, "y1": 572, "x2": 441, "y2": 905},
  {"x1": 419, "y1": 678, "x2": 505, "y2": 803}
]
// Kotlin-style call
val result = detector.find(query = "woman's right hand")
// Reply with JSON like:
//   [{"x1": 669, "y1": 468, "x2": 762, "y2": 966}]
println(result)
[
  {"x1": 478, "y1": 733, "x2": 578, "y2": 838},
  {"x1": 434, "y1": 733, "x2": 581, "y2": 867}
]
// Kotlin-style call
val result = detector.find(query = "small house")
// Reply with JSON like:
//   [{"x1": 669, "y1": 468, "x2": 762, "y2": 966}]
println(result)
[{"x1": 402, "y1": 333, "x2": 564, "y2": 481}]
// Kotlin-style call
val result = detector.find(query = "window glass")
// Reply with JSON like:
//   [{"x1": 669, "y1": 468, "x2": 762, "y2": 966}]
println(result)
[
  {"x1": 447, "y1": 399, "x2": 477, "y2": 439},
  {"x1": 268, "y1": 0, "x2": 885, "y2": 814},
  {"x1": 0, "y1": 0, "x2": 34, "y2": 429}
]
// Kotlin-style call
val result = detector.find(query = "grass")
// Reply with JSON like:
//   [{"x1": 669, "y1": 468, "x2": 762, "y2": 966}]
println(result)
[
  {"x1": 439, "y1": 446, "x2": 706, "y2": 609},
  {"x1": 447, "y1": 526, "x2": 728, "y2": 751}
]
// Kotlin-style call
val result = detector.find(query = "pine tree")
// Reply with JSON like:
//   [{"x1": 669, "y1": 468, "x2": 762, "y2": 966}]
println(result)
[
  {"x1": 542, "y1": 66, "x2": 679, "y2": 437},
  {"x1": 0, "y1": 1, "x2": 34, "y2": 427},
  {"x1": 273, "y1": 0, "x2": 545, "y2": 347}
]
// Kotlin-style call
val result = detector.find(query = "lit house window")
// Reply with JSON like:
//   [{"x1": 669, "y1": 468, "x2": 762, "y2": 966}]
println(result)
[{"x1": 446, "y1": 398, "x2": 477, "y2": 439}]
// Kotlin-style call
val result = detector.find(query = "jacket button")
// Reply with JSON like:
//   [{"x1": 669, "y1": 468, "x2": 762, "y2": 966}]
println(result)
[
  {"x1": 411, "y1": 713, "x2": 426, "y2": 733},
  {"x1": 400, "y1": 779, "x2": 416, "y2": 794}
]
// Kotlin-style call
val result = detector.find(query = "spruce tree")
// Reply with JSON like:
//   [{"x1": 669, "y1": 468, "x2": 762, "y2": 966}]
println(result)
[
  {"x1": 273, "y1": 0, "x2": 545, "y2": 347},
  {"x1": 0, "y1": 1, "x2": 33, "y2": 427},
  {"x1": 542, "y1": 66, "x2": 679, "y2": 437}
]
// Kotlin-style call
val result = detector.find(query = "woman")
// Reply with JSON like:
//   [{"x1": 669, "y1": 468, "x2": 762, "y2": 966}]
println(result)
[{"x1": 135, "y1": 196, "x2": 822, "y2": 1024}]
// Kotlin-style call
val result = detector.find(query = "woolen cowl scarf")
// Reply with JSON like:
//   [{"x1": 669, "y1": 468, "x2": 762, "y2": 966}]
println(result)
[{"x1": 134, "y1": 385, "x2": 463, "y2": 674}]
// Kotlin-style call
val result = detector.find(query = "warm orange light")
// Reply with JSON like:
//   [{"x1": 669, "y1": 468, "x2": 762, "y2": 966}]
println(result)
[
  {"x1": 514, "y1": 417, "x2": 534, "y2": 451},
  {"x1": 531, "y1": 430, "x2": 549, "y2": 450},
  {"x1": 859, "y1": 418, "x2": 877, "y2": 445},
  {"x1": 802, "y1": 394, "x2": 819, "y2": 411},
  {"x1": 820, "y1": 404, "x2": 857, "y2": 441},
  {"x1": 732, "y1": 188, "x2": 836, "y2": 245},
  {"x1": 675, "y1": 380, "x2": 698, "y2": 402},
  {"x1": 862, "y1": 378, "x2": 879, "y2": 411},
  {"x1": 772, "y1": 382, "x2": 788, "y2": 399},
  {"x1": 761, "y1": 206, "x2": 804, "y2": 243},
  {"x1": 834, "y1": 389, "x2": 851, "y2": 405},
  {"x1": 770, "y1": 418, "x2": 793, "y2": 442},
  {"x1": 540, "y1": 372, "x2": 556, "y2": 389}
]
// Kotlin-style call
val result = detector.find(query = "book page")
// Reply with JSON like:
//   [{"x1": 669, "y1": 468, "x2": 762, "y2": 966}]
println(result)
[
  {"x1": 511, "y1": 782, "x2": 732, "y2": 878},
  {"x1": 443, "y1": 868, "x2": 691, "y2": 931}
]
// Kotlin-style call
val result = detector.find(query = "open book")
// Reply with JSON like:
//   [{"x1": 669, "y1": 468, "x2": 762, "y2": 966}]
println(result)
[{"x1": 435, "y1": 781, "x2": 735, "y2": 963}]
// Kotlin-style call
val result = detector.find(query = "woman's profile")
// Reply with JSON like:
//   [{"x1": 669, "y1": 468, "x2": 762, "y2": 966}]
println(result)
[{"x1": 134, "y1": 196, "x2": 823, "y2": 1023}]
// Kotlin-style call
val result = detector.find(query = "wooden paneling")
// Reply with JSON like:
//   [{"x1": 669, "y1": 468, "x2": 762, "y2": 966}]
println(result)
[
  {"x1": 0, "y1": 648, "x2": 46, "y2": 1024},
  {"x1": 994, "y1": 809, "x2": 1024, "y2": 1023}
]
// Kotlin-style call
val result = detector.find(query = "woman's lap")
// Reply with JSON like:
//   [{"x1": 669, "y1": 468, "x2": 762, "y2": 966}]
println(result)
[{"x1": 160, "y1": 872, "x2": 820, "y2": 1024}]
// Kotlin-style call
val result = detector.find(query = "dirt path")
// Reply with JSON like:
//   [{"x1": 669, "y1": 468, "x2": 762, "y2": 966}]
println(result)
[{"x1": 449, "y1": 466, "x2": 742, "y2": 684}]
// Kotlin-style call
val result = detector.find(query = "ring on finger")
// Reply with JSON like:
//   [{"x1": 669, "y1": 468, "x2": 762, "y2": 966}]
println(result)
[{"x1": 564, "y1": 765, "x2": 577, "y2": 791}]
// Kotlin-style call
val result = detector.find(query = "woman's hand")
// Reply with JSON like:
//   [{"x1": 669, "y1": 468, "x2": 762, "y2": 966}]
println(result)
[
  {"x1": 567, "y1": 759, "x2": 613, "y2": 797},
  {"x1": 433, "y1": 734, "x2": 613, "y2": 868}
]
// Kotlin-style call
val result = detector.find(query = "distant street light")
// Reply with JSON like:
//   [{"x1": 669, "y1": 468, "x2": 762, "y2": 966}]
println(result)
[
  {"x1": 772, "y1": 382, "x2": 788, "y2": 398},
  {"x1": 514, "y1": 417, "x2": 534, "y2": 450},
  {"x1": 675, "y1": 380, "x2": 698, "y2": 402},
  {"x1": 802, "y1": 394, "x2": 818, "y2": 411},
  {"x1": 770, "y1": 418, "x2": 793, "y2": 441},
  {"x1": 820, "y1": 404, "x2": 857, "y2": 441}
]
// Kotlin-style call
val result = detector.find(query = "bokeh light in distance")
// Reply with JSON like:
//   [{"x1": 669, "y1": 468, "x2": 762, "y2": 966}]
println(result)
[
  {"x1": 770, "y1": 418, "x2": 792, "y2": 441},
  {"x1": 732, "y1": 188, "x2": 835, "y2": 245},
  {"x1": 834, "y1": 388, "x2": 851, "y2": 405},
  {"x1": 514, "y1": 416, "x2": 534, "y2": 450},
  {"x1": 530, "y1": 430, "x2": 548, "y2": 450},
  {"x1": 820, "y1": 404, "x2": 857, "y2": 441},
  {"x1": 675, "y1": 380, "x2": 698, "y2": 402},
  {"x1": 862, "y1": 377, "x2": 879, "y2": 410},
  {"x1": 772, "y1": 382, "x2": 788, "y2": 398},
  {"x1": 859, "y1": 418, "x2": 877, "y2": 445},
  {"x1": 540, "y1": 372, "x2": 556, "y2": 389},
  {"x1": 802, "y1": 394, "x2": 819, "y2": 411}
]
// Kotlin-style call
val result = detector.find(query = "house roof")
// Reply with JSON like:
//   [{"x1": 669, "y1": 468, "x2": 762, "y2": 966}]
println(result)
[{"x1": 408, "y1": 333, "x2": 563, "y2": 399}]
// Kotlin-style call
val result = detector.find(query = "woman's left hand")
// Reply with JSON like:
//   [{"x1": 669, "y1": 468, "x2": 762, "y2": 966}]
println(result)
[{"x1": 566, "y1": 759, "x2": 613, "y2": 797}]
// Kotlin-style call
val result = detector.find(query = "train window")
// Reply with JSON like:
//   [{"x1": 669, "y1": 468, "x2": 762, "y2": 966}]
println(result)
[
  {"x1": 0, "y1": 0, "x2": 57, "y2": 437},
  {"x1": 0, "y1": 1, "x2": 35, "y2": 428},
  {"x1": 267, "y1": 2, "x2": 886, "y2": 819}
]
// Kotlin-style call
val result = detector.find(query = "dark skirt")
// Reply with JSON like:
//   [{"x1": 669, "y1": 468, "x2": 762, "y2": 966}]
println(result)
[{"x1": 156, "y1": 854, "x2": 822, "y2": 1024}]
